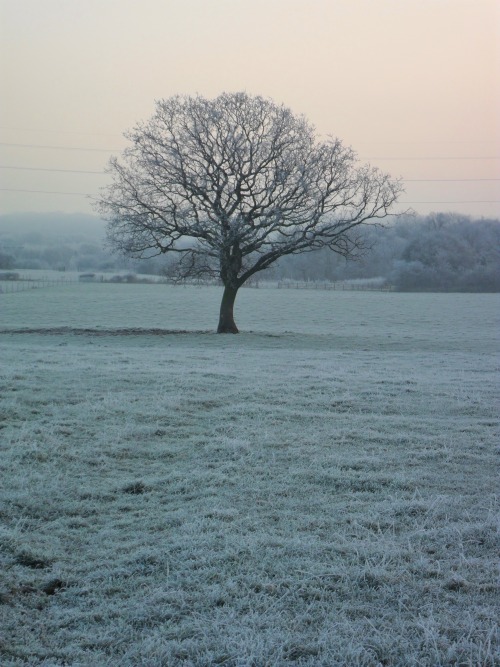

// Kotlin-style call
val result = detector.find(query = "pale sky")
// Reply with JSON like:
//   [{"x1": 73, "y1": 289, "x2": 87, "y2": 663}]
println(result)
[{"x1": 1, "y1": 0, "x2": 499, "y2": 218}]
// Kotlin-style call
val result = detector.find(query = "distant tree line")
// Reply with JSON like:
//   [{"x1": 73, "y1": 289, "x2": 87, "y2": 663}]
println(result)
[
  {"x1": 0, "y1": 212, "x2": 499, "y2": 291},
  {"x1": 270, "y1": 213, "x2": 500, "y2": 292},
  {"x1": 0, "y1": 213, "x2": 134, "y2": 274}
]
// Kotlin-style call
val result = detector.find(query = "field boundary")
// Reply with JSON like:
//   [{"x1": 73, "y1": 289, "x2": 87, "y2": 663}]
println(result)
[
  {"x1": 0, "y1": 327, "x2": 213, "y2": 336},
  {"x1": 0, "y1": 276, "x2": 77, "y2": 293}
]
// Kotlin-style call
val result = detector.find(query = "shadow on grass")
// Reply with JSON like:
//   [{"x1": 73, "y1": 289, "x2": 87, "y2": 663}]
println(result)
[
  {"x1": 0, "y1": 327, "x2": 213, "y2": 336},
  {"x1": 0, "y1": 327, "x2": 282, "y2": 337}
]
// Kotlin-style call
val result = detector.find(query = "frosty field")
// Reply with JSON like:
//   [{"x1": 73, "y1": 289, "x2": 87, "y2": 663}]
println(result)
[{"x1": 1, "y1": 285, "x2": 499, "y2": 666}]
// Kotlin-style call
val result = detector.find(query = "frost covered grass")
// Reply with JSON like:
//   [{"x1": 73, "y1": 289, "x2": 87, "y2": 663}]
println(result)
[{"x1": 1, "y1": 287, "x2": 499, "y2": 666}]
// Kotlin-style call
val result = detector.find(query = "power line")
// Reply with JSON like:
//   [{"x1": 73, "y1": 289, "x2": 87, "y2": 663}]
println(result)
[
  {"x1": 0, "y1": 188, "x2": 90, "y2": 196},
  {"x1": 0, "y1": 126, "x2": 122, "y2": 137},
  {"x1": 401, "y1": 200, "x2": 500, "y2": 204},
  {"x1": 0, "y1": 165, "x2": 498, "y2": 182},
  {"x1": 357, "y1": 140, "x2": 499, "y2": 144},
  {"x1": 404, "y1": 178, "x2": 500, "y2": 182},
  {"x1": 2, "y1": 142, "x2": 500, "y2": 160},
  {"x1": 364, "y1": 156, "x2": 500, "y2": 160},
  {"x1": 1, "y1": 187, "x2": 499, "y2": 205},
  {"x1": 0, "y1": 142, "x2": 120, "y2": 152},
  {"x1": 2, "y1": 128, "x2": 497, "y2": 145},
  {"x1": 0, "y1": 165, "x2": 106, "y2": 174}
]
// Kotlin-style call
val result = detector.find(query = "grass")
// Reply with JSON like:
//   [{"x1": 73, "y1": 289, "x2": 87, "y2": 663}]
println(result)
[{"x1": 0, "y1": 286, "x2": 499, "y2": 666}]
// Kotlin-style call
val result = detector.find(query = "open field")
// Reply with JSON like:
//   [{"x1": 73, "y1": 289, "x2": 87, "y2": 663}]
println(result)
[{"x1": 1, "y1": 286, "x2": 499, "y2": 666}]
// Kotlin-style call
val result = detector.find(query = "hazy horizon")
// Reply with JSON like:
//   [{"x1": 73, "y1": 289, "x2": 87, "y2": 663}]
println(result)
[{"x1": 1, "y1": 0, "x2": 499, "y2": 219}]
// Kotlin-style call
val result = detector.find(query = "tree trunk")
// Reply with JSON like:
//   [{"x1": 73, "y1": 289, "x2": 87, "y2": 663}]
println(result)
[{"x1": 217, "y1": 285, "x2": 239, "y2": 333}]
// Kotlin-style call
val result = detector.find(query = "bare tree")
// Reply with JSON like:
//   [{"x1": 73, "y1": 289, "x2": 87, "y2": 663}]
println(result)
[{"x1": 97, "y1": 93, "x2": 403, "y2": 332}]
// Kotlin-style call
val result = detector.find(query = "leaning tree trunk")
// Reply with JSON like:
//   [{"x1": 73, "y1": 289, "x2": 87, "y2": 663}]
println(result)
[{"x1": 217, "y1": 285, "x2": 239, "y2": 333}]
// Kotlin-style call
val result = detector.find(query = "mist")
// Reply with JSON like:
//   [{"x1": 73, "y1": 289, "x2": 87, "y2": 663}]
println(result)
[{"x1": 1, "y1": 211, "x2": 498, "y2": 292}]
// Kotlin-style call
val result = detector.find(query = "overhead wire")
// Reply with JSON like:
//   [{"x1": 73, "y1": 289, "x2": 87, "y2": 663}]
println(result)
[
  {"x1": 363, "y1": 156, "x2": 500, "y2": 160},
  {"x1": 0, "y1": 142, "x2": 120, "y2": 152},
  {"x1": 0, "y1": 165, "x2": 106, "y2": 174},
  {"x1": 2, "y1": 141, "x2": 500, "y2": 160},
  {"x1": 0, "y1": 188, "x2": 90, "y2": 196},
  {"x1": 1, "y1": 165, "x2": 499, "y2": 183},
  {"x1": 1, "y1": 135, "x2": 499, "y2": 208},
  {"x1": 2, "y1": 188, "x2": 499, "y2": 205}
]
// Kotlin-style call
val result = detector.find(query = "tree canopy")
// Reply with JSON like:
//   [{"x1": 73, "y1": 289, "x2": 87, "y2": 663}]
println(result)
[{"x1": 97, "y1": 92, "x2": 403, "y2": 331}]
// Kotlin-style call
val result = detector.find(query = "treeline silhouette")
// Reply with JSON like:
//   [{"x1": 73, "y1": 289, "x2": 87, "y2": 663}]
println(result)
[
  {"x1": 0, "y1": 212, "x2": 498, "y2": 292},
  {"x1": 273, "y1": 213, "x2": 500, "y2": 292}
]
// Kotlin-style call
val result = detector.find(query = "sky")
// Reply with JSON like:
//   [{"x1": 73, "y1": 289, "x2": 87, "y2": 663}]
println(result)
[{"x1": 1, "y1": 0, "x2": 499, "y2": 219}]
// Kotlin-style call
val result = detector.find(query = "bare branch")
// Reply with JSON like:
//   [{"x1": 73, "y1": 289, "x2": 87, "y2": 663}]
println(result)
[{"x1": 96, "y1": 91, "x2": 403, "y2": 290}]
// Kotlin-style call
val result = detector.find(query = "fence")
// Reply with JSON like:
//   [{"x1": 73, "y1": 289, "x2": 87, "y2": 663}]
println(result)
[
  {"x1": 0, "y1": 274, "x2": 393, "y2": 293},
  {"x1": 273, "y1": 281, "x2": 393, "y2": 291},
  {"x1": 163, "y1": 278, "x2": 394, "y2": 291},
  {"x1": 0, "y1": 275, "x2": 76, "y2": 294}
]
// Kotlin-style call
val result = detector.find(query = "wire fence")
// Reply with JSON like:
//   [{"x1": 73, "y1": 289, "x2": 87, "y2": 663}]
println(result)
[
  {"x1": 0, "y1": 275, "x2": 77, "y2": 293},
  {"x1": 273, "y1": 281, "x2": 393, "y2": 291},
  {"x1": 0, "y1": 273, "x2": 393, "y2": 293},
  {"x1": 164, "y1": 279, "x2": 394, "y2": 291}
]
